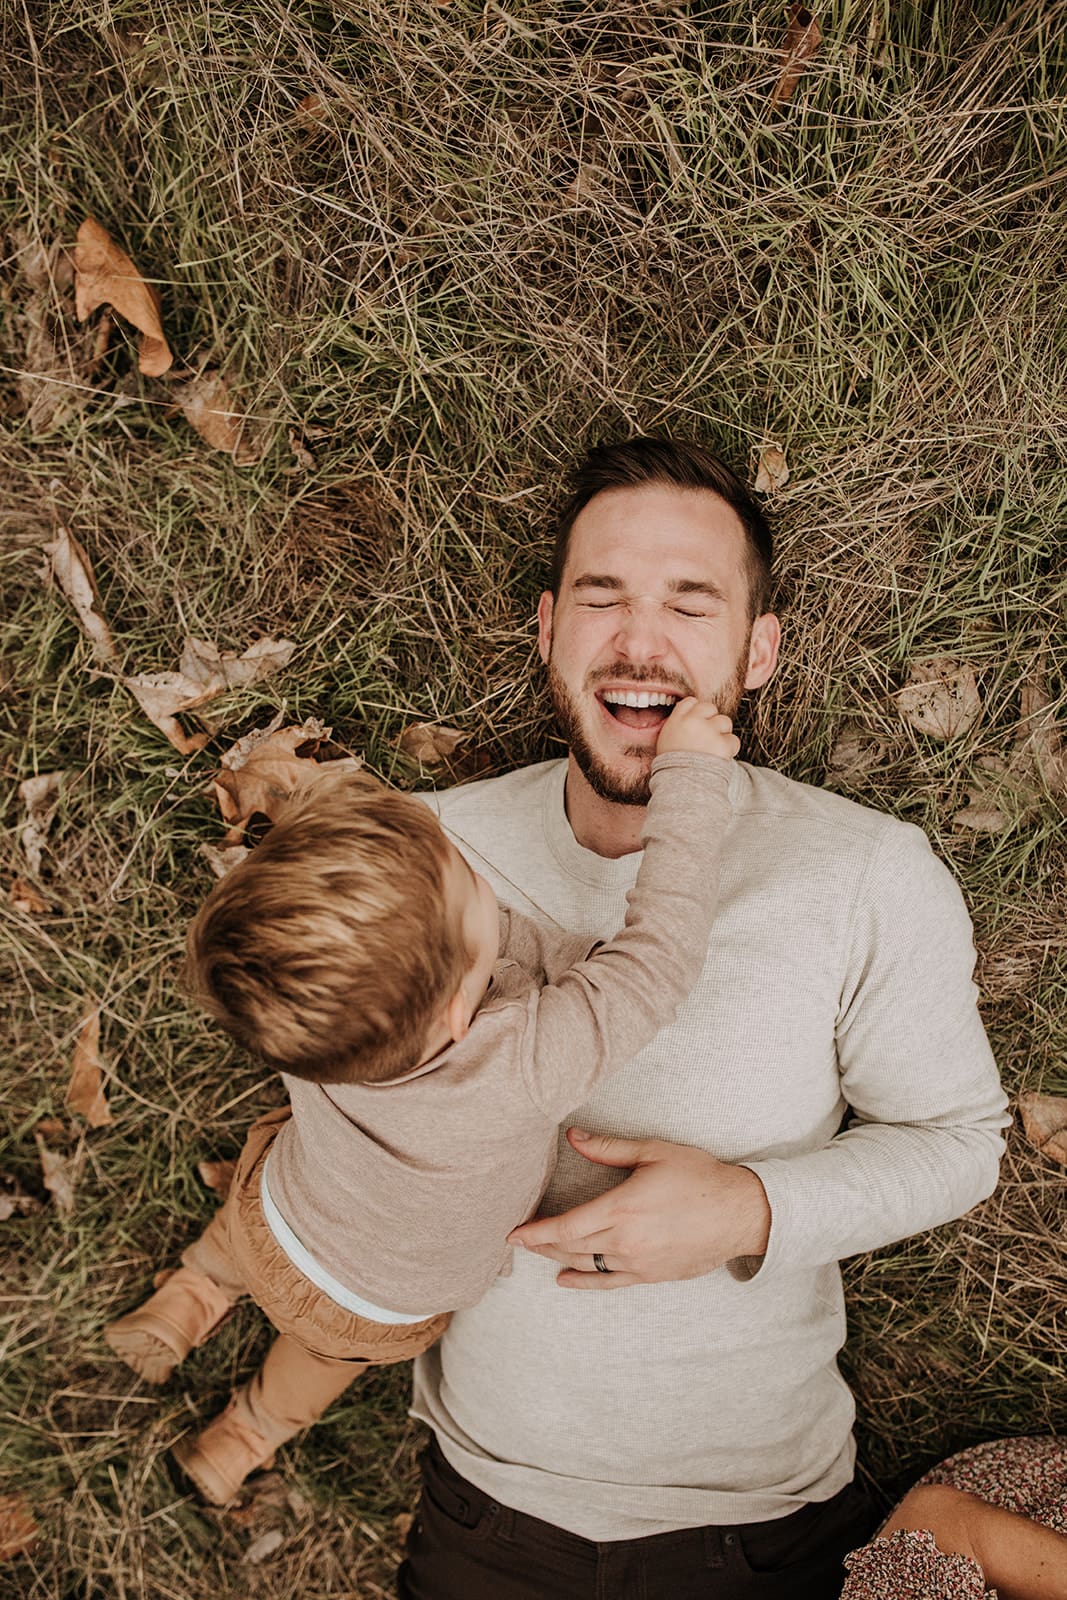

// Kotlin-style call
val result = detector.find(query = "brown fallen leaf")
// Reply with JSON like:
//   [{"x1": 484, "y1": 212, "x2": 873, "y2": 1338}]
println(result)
[
  {"x1": 1018, "y1": 1091, "x2": 1067, "y2": 1165},
  {"x1": 73, "y1": 217, "x2": 173, "y2": 377},
  {"x1": 18, "y1": 771, "x2": 65, "y2": 876},
  {"x1": 197, "y1": 1158, "x2": 237, "y2": 1199},
  {"x1": 10, "y1": 877, "x2": 49, "y2": 914},
  {"x1": 35, "y1": 1130, "x2": 82, "y2": 1216},
  {"x1": 121, "y1": 672, "x2": 214, "y2": 754},
  {"x1": 64, "y1": 1009, "x2": 113, "y2": 1129},
  {"x1": 180, "y1": 635, "x2": 296, "y2": 692},
  {"x1": 1017, "y1": 662, "x2": 1067, "y2": 796},
  {"x1": 35, "y1": 1117, "x2": 66, "y2": 1139},
  {"x1": 827, "y1": 723, "x2": 885, "y2": 784},
  {"x1": 896, "y1": 657, "x2": 981, "y2": 742},
  {"x1": 396, "y1": 722, "x2": 467, "y2": 768},
  {"x1": 0, "y1": 1172, "x2": 44, "y2": 1222},
  {"x1": 0, "y1": 1492, "x2": 39, "y2": 1561},
  {"x1": 288, "y1": 426, "x2": 317, "y2": 471},
  {"x1": 243, "y1": 1528, "x2": 285, "y2": 1565},
  {"x1": 293, "y1": 92, "x2": 329, "y2": 132},
  {"x1": 14, "y1": 230, "x2": 75, "y2": 294},
  {"x1": 754, "y1": 444, "x2": 789, "y2": 495},
  {"x1": 42, "y1": 525, "x2": 120, "y2": 666},
  {"x1": 122, "y1": 635, "x2": 296, "y2": 754},
  {"x1": 953, "y1": 755, "x2": 1010, "y2": 833},
  {"x1": 562, "y1": 165, "x2": 614, "y2": 205},
  {"x1": 199, "y1": 841, "x2": 251, "y2": 880},
  {"x1": 17, "y1": 302, "x2": 91, "y2": 435},
  {"x1": 771, "y1": 5, "x2": 822, "y2": 105},
  {"x1": 953, "y1": 659, "x2": 1065, "y2": 833},
  {"x1": 173, "y1": 370, "x2": 261, "y2": 464},
  {"x1": 214, "y1": 718, "x2": 364, "y2": 842}
]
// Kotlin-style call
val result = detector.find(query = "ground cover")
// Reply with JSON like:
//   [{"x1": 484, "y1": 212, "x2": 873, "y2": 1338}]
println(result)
[{"x1": 1, "y1": 1, "x2": 1065, "y2": 1594}]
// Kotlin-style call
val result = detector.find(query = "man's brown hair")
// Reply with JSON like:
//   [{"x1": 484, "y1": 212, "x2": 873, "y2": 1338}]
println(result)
[
  {"x1": 551, "y1": 437, "x2": 774, "y2": 619},
  {"x1": 185, "y1": 775, "x2": 470, "y2": 1084}
]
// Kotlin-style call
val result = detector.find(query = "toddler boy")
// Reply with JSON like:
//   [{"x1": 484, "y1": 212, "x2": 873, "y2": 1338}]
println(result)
[{"x1": 106, "y1": 698, "x2": 737, "y2": 1502}]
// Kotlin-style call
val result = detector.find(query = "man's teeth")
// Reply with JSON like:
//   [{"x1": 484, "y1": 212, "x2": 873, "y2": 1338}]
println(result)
[{"x1": 601, "y1": 691, "x2": 679, "y2": 709}]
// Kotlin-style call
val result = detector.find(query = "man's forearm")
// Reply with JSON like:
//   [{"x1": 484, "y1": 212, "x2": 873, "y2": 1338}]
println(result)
[{"x1": 743, "y1": 1116, "x2": 1006, "y2": 1277}]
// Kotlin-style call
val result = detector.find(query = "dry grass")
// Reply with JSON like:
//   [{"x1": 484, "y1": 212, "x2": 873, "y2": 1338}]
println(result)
[{"x1": 2, "y1": 1, "x2": 1066, "y2": 1593}]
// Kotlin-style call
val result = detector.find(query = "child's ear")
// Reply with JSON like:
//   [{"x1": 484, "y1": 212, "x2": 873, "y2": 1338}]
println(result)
[{"x1": 445, "y1": 988, "x2": 471, "y2": 1045}]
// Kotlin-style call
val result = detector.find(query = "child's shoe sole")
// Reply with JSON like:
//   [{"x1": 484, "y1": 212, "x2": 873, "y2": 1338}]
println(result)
[
  {"x1": 169, "y1": 1399, "x2": 277, "y2": 1506},
  {"x1": 104, "y1": 1267, "x2": 236, "y2": 1383}
]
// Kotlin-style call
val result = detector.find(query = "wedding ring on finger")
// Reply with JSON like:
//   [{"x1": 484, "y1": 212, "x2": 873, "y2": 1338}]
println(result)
[{"x1": 593, "y1": 1252, "x2": 611, "y2": 1274}]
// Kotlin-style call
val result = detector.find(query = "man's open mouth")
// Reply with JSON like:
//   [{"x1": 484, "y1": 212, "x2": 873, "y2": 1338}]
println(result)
[{"x1": 598, "y1": 689, "x2": 681, "y2": 731}]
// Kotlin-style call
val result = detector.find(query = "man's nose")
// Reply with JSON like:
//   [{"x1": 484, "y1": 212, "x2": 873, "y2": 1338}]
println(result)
[{"x1": 611, "y1": 599, "x2": 670, "y2": 661}]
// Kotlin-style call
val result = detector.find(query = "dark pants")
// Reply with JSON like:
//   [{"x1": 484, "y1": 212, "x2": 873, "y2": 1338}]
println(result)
[{"x1": 398, "y1": 1438, "x2": 878, "y2": 1599}]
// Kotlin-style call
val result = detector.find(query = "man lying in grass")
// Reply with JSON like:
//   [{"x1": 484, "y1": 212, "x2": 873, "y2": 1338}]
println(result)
[
  {"x1": 384, "y1": 438, "x2": 1006, "y2": 1599},
  {"x1": 105, "y1": 697, "x2": 738, "y2": 1505}
]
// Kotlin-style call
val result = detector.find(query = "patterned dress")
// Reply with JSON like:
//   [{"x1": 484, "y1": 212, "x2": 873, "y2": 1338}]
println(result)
[{"x1": 841, "y1": 1436, "x2": 1067, "y2": 1599}]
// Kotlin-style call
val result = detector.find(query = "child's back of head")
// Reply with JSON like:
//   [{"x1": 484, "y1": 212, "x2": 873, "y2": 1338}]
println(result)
[{"x1": 185, "y1": 775, "x2": 469, "y2": 1084}]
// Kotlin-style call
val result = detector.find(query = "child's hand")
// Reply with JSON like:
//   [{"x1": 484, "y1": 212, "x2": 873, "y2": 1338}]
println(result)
[{"x1": 656, "y1": 698, "x2": 740, "y2": 760}]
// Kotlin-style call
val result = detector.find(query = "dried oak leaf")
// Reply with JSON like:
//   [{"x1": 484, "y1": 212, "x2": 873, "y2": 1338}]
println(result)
[
  {"x1": 123, "y1": 635, "x2": 296, "y2": 754},
  {"x1": 64, "y1": 1009, "x2": 113, "y2": 1129},
  {"x1": 173, "y1": 370, "x2": 262, "y2": 464},
  {"x1": 197, "y1": 1158, "x2": 236, "y2": 1198},
  {"x1": 771, "y1": 5, "x2": 822, "y2": 105},
  {"x1": 10, "y1": 877, "x2": 49, "y2": 914},
  {"x1": 35, "y1": 1130, "x2": 82, "y2": 1216},
  {"x1": 42, "y1": 526, "x2": 120, "y2": 666},
  {"x1": 199, "y1": 841, "x2": 251, "y2": 880},
  {"x1": 214, "y1": 718, "x2": 364, "y2": 842},
  {"x1": 1018, "y1": 1092, "x2": 1067, "y2": 1166},
  {"x1": 896, "y1": 657, "x2": 981, "y2": 742},
  {"x1": 396, "y1": 723, "x2": 467, "y2": 768},
  {"x1": 73, "y1": 218, "x2": 173, "y2": 377},
  {"x1": 0, "y1": 1492, "x2": 39, "y2": 1561},
  {"x1": 19, "y1": 771, "x2": 64, "y2": 876},
  {"x1": 754, "y1": 444, "x2": 789, "y2": 494}
]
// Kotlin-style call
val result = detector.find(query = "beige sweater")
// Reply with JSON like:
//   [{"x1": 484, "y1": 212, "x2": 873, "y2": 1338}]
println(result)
[
  {"x1": 404, "y1": 758, "x2": 1009, "y2": 1538},
  {"x1": 266, "y1": 752, "x2": 731, "y2": 1315}
]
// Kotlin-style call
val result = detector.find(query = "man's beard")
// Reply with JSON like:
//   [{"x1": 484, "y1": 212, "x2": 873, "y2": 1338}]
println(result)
[{"x1": 547, "y1": 640, "x2": 750, "y2": 808}]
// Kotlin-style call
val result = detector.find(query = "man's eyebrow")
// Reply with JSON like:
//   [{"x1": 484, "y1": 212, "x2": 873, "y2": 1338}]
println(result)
[
  {"x1": 667, "y1": 578, "x2": 728, "y2": 604},
  {"x1": 569, "y1": 573, "x2": 728, "y2": 604},
  {"x1": 570, "y1": 573, "x2": 624, "y2": 591}
]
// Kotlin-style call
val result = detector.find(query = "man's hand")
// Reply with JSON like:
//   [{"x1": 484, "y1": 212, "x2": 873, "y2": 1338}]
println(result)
[{"x1": 508, "y1": 1128, "x2": 772, "y2": 1289}]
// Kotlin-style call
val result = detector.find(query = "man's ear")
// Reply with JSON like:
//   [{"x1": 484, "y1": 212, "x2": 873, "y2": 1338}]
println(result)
[
  {"x1": 744, "y1": 612, "x2": 781, "y2": 690},
  {"x1": 536, "y1": 591, "x2": 554, "y2": 666},
  {"x1": 445, "y1": 987, "x2": 471, "y2": 1045}
]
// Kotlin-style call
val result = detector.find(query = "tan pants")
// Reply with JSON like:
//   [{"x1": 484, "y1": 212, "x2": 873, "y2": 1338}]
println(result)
[{"x1": 184, "y1": 1106, "x2": 450, "y2": 1448}]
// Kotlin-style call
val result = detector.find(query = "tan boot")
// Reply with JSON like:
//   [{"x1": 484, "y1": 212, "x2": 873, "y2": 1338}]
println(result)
[
  {"x1": 169, "y1": 1399, "x2": 276, "y2": 1506},
  {"x1": 104, "y1": 1267, "x2": 236, "y2": 1383}
]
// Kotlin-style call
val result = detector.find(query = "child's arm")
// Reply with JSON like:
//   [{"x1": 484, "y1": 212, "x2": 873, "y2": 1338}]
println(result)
[
  {"x1": 497, "y1": 905, "x2": 598, "y2": 985},
  {"x1": 520, "y1": 699, "x2": 737, "y2": 1116}
]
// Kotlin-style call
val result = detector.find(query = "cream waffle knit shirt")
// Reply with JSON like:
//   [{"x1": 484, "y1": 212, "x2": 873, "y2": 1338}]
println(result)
[{"x1": 404, "y1": 758, "x2": 1008, "y2": 1539}]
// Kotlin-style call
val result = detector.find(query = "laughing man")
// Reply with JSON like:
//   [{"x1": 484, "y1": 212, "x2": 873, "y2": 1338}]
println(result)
[{"x1": 288, "y1": 437, "x2": 1009, "y2": 1598}]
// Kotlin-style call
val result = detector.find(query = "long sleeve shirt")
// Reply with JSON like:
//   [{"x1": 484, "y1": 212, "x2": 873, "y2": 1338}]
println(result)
[
  {"x1": 265, "y1": 753, "x2": 732, "y2": 1316},
  {"x1": 403, "y1": 757, "x2": 1009, "y2": 1538}
]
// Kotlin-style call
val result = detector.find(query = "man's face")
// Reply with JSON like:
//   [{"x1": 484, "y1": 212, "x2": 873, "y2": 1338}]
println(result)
[{"x1": 538, "y1": 484, "x2": 780, "y2": 806}]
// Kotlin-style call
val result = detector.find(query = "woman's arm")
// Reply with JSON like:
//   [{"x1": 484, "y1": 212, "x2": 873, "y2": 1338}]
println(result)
[{"x1": 880, "y1": 1482, "x2": 1067, "y2": 1600}]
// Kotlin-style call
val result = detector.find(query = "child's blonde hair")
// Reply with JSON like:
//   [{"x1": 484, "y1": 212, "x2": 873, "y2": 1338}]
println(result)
[{"x1": 185, "y1": 774, "x2": 471, "y2": 1084}]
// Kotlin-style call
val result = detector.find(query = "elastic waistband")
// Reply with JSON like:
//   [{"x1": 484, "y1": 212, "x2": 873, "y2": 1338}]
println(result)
[{"x1": 259, "y1": 1152, "x2": 438, "y2": 1325}]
